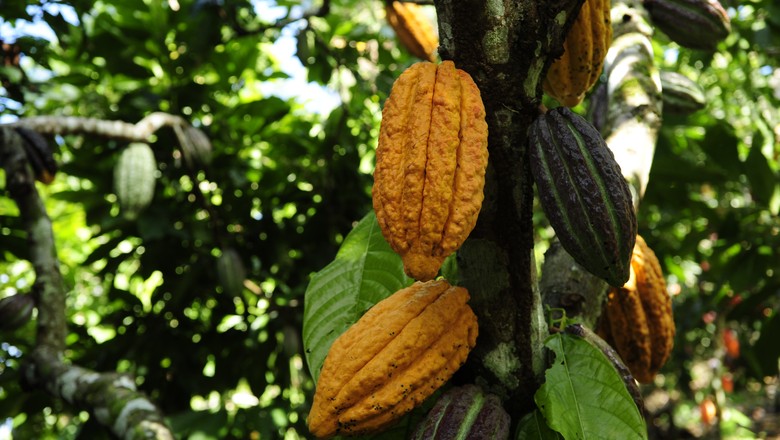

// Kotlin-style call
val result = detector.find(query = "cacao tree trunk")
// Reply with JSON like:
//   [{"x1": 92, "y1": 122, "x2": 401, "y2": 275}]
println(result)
[{"x1": 433, "y1": 0, "x2": 584, "y2": 414}]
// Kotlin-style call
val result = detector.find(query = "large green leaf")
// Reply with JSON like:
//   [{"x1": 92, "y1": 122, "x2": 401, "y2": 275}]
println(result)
[
  {"x1": 302, "y1": 211, "x2": 411, "y2": 381},
  {"x1": 515, "y1": 410, "x2": 563, "y2": 440},
  {"x1": 535, "y1": 333, "x2": 647, "y2": 440}
]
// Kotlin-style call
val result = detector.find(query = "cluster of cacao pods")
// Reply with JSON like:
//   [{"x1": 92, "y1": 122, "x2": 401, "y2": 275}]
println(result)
[
  {"x1": 308, "y1": 60, "x2": 488, "y2": 438},
  {"x1": 643, "y1": 0, "x2": 731, "y2": 51},
  {"x1": 598, "y1": 235, "x2": 675, "y2": 383}
]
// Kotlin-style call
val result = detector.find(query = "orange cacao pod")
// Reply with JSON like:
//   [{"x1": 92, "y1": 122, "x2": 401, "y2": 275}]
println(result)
[
  {"x1": 385, "y1": 1, "x2": 438, "y2": 62},
  {"x1": 598, "y1": 235, "x2": 675, "y2": 383},
  {"x1": 308, "y1": 280, "x2": 478, "y2": 438},
  {"x1": 544, "y1": 0, "x2": 612, "y2": 107},
  {"x1": 373, "y1": 61, "x2": 489, "y2": 281}
]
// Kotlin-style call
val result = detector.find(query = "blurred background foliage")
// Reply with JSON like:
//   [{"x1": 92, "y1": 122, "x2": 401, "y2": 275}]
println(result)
[{"x1": 0, "y1": 0, "x2": 778, "y2": 439}]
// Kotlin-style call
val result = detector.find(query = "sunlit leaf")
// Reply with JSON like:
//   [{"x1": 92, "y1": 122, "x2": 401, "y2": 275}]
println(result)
[{"x1": 535, "y1": 333, "x2": 647, "y2": 440}]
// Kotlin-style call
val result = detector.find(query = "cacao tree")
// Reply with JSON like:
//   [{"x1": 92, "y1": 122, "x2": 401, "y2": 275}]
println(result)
[{"x1": 1, "y1": 0, "x2": 779, "y2": 438}]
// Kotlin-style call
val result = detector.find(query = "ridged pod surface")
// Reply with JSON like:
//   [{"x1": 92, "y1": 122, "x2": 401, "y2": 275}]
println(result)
[
  {"x1": 114, "y1": 143, "x2": 157, "y2": 220},
  {"x1": 660, "y1": 71, "x2": 706, "y2": 115},
  {"x1": 543, "y1": 0, "x2": 612, "y2": 107},
  {"x1": 598, "y1": 235, "x2": 675, "y2": 383},
  {"x1": 411, "y1": 384, "x2": 510, "y2": 440},
  {"x1": 308, "y1": 280, "x2": 479, "y2": 438},
  {"x1": 373, "y1": 61, "x2": 488, "y2": 281},
  {"x1": 385, "y1": 1, "x2": 438, "y2": 62},
  {"x1": 643, "y1": 0, "x2": 730, "y2": 51},
  {"x1": 528, "y1": 107, "x2": 637, "y2": 286}
]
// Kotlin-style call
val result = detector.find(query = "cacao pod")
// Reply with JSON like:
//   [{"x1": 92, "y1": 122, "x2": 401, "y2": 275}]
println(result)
[
  {"x1": 216, "y1": 247, "x2": 246, "y2": 297},
  {"x1": 528, "y1": 107, "x2": 637, "y2": 286},
  {"x1": 308, "y1": 280, "x2": 479, "y2": 438},
  {"x1": 175, "y1": 123, "x2": 213, "y2": 167},
  {"x1": 373, "y1": 61, "x2": 489, "y2": 281},
  {"x1": 659, "y1": 71, "x2": 706, "y2": 115},
  {"x1": 114, "y1": 143, "x2": 157, "y2": 220},
  {"x1": 412, "y1": 384, "x2": 510, "y2": 440},
  {"x1": 16, "y1": 126, "x2": 58, "y2": 184},
  {"x1": 0, "y1": 293, "x2": 35, "y2": 331},
  {"x1": 543, "y1": 0, "x2": 612, "y2": 107},
  {"x1": 385, "y1": 1, "x2": 438, "y2": 62},
  {"x1": 598, "y1": 235, "x2": 675, "y2": 383},
  {"x1": 643, "y1": 0, "x2": 730, "y2": 51}
]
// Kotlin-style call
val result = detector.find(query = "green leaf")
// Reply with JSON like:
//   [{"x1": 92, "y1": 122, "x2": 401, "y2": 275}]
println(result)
[
  {"x1": 302, "y1": 211, "x2": 411, "y2": 382},
  {"x1": 535, "y1": 333, "x2": 647, "y2": 440},
  {"x1": 515, "y1": 410, "x2": 564, "y2": 440},
  {"x1": 743, "y1": 137, "x2": 777, "y2": 205}
]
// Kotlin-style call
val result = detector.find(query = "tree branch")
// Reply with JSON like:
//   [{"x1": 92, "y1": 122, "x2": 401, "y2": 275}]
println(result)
[
  {"x1": 6, "y1": 112, "x2": 187, "y2": 141},
  {"x1": 0, "y1": 127, "x2": 174, "y2": 439}
]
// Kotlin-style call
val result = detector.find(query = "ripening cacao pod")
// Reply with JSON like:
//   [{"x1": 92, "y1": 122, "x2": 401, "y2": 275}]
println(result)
[
  {"x1": 659, "y1": 71, "x2": 706, "y2": 115},
  {"x1": 385, "y1": 1, "x2": 438, "y2": 62},
  {"x1": 308, "y1": 280, "x2": 479, "y2": 438},
  {"x1": 598, "y1": 235, "x2": 675, "y2": 383},
  {"x1": 0, "y1": 293, "x2": 35, "y2": 331},
  {"x1": 528, "y1": 107, "x2": 637, "y2": 286},
  {"x1": 643, "y1": 0, "x2": 730, "y2": 51},
  {"x1": 114, "y1": 143, "x2": 157, "y2": 220},
  {"x1": 373, "y1": 61, "x2": 489, "y2": 281},
  {"x1": 411, "y1": 384, "x2": 510, "y2": 440},
  {"x1": 16, "y1": 127, "x2": 58, "y2": 184},
  {"x1": 544, "y1": 0, "x2": 612, "y2": 107},
  {"x1": 216, "y1": 247, "x2": 246, "y2": 297}
]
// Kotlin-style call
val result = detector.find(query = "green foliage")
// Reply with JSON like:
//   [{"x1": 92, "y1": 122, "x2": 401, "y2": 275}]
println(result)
[
  {"x1": 535, "y1": 333, "x2": 647, "y2": 440},
  {"x1": 1, "y1": 0, "x2": 422, "y2": 437},
  {"x1": 515, "y1": 410, "x2": 563, "y2": 440},
  {"x1": 302, "y1": 211, "x2": 411, "y2": 382}
]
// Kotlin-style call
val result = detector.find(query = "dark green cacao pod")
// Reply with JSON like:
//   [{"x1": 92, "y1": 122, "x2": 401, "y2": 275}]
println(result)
[
  {"x1": 217, "y1": 248, "x2": 246, "y2": 297},
  {"x1": 0, "y1": 294, "x2": 35, "y2": 331},
  {"x1": 529, "y1": 107, "x2": 637, "y2": 286},
  {"x1": 412, "y1": 384, "x2": 510, "y2": 440},
  {"x1": 660, "y1": 71, "x2": 706, "y2": 115},
  {"x1": 643, "y1": 0, "x2": 730, "y2": 51},
  {"x1": 114, "y1": 143, "x2": 157, "y2": 220}
]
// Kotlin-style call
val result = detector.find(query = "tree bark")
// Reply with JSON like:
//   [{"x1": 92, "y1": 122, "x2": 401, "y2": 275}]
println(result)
[{"x1": 433, "y1": 0, "x2": 584, "y2": 414}]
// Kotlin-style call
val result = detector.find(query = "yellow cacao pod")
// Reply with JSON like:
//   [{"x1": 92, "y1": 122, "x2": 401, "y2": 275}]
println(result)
[
  {"x1": 373, "y1": 61, "x2": 489, "y2": 281},
  {"x1": 385, "y1": 1, "x2": 438, "y2": 62},
  {"x1": 543, "y1": 0, "x2": 612, "y2": 107},
  {"x1": 598, "y1": 235, "x2": 675, "y2": 383},
  {"x1": 307, "y1": 280, "x2": 479, "y2": 438}
]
